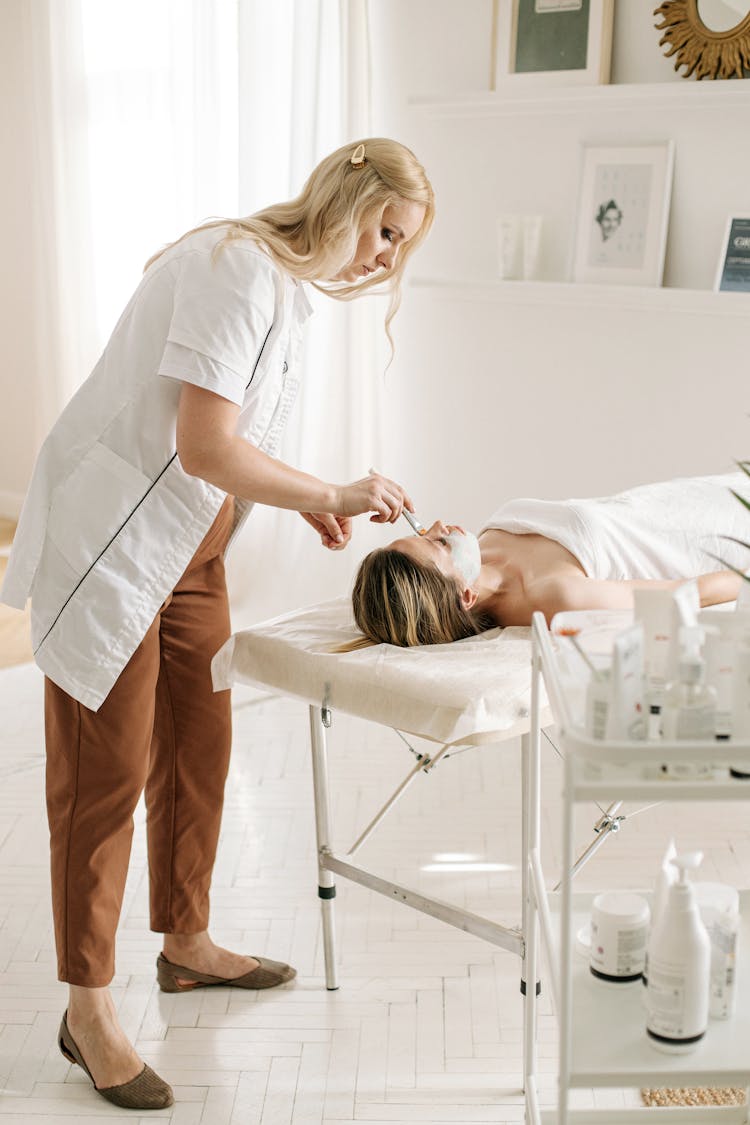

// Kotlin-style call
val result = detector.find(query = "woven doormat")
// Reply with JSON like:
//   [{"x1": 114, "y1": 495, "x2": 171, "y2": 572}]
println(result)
[{"x1": 641, "y1": 1087, "x2": 747, "y2": 1107}]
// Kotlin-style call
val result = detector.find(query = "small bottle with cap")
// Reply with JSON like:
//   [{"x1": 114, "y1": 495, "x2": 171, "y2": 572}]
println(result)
[{"x1": 661, "y1": 626, "x2": 716, "y2": 779}]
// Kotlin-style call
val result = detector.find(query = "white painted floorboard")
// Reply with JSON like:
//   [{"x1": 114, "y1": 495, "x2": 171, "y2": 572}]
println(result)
[{"x1": 1, "y1": 661, "x2": 749, "y2": 1122}]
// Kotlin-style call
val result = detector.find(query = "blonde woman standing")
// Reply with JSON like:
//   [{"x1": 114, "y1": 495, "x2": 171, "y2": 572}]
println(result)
[{"x1": 1, "y1": 138, "x2": 434, "y2": 1110}]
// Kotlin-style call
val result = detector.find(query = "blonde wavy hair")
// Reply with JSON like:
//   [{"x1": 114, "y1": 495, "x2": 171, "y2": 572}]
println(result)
[
  {"x1": 348, "y1": 548, "x2": 496, "y2": 649},
  {"x1": 145, "y1": 137, "x2": 434, "y2": 348}
]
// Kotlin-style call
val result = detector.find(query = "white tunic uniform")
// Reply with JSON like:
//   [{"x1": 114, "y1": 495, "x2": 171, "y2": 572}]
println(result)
[
  {"x1": 1, "y1": 227, "x2": 313, "y2": 711},
  {"x1": 481, "y1": 473, "x2": 750, "y2": 580}
]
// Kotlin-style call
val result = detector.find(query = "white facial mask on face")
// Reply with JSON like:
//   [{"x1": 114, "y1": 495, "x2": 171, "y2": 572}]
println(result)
[{"x1": 445, "y1": 531, "x2": 482, "y2": 587}]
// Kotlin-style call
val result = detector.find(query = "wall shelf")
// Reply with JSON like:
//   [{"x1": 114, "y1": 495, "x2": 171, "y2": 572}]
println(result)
[
  {"x1": 409, "y1": 80, "x2": 750, "y2": 119},
  {"x1": 409, "y1": 277, "x2": 750, "y2": 317}
]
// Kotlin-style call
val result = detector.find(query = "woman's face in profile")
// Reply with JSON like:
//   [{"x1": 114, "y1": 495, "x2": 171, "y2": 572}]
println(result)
[
  {"x1": 387, "y1": 521, "x2": 470, "y2": 586},
  {"x1": 333, "y1": 199, "x2": 426, "y2": 282}
]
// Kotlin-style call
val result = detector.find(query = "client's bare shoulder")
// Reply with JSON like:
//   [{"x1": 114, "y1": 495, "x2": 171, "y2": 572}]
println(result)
[{"x1": 478, "y1": 529, "x2": 587, "y2": 627}]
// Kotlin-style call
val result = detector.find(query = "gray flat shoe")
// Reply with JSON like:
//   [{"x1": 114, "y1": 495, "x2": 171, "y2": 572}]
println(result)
[
  {"x1": 157, "y1": 950, "x2": 296, "y2": 992},
  {"x1": 58, "y1": 1010, "x2": 173, "y2": 1109}
]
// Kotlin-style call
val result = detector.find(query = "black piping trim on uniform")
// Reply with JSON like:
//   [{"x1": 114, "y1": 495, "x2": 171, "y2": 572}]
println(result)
[
  {"x1": 34, "y1": 321, "x2": 275, "y2": 657},
  {"x1": 246, "y1": 322, "x2": 273, "y2": 389},
  {"x1": 33, "y1": 452, "x2": 179, "y2": 654}
]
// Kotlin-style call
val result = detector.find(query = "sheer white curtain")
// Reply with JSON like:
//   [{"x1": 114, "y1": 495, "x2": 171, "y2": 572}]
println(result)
[
  {"x1": 79, "y1": 0, "x2": 240, "y2": 345},
  {"x1": 226, "y1": 0, "x2": 388, "y2": 628},
  {"x1": 24, "y1": 0, "x2": 239, "y2": 398},
  {"x1": 22, "y1": 0, "x2": 98, "y2": 434},
  {"x1": 23, "y1": 0, "x2": 383, "y2": 625}
]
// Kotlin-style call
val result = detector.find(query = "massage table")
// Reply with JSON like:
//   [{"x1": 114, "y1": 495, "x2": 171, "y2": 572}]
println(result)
[{"x1": 212, "y1": 594, "x2": 552, "y2": 995}]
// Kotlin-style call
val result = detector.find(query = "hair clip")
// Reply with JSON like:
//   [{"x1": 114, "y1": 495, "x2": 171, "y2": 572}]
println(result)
[{"x1": 350, "y1": 143, "x2": 366, "y2": 169}]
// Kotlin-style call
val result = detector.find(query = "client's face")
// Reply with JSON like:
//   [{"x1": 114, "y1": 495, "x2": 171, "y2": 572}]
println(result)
[{"x1": 389, "y1": 521, "x2": 476, "y2": 587}]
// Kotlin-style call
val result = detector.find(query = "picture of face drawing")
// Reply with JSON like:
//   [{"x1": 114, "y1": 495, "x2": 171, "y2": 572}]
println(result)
[{"x1": 595, "y1": 199, "x2": 623, "y2": 242}]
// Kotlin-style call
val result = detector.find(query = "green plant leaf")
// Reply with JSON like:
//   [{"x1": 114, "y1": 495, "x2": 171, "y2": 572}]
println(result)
[{"x1": 730, "y1": 489, "x2": 750, "y2": 516}]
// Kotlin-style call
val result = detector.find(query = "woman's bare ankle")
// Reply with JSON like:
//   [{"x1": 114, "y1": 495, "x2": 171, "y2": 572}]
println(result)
[
  {"x1": 162, "y1": 930, "x2": 211, "y2": 961},
  {"x1": 67, "y1": 983, "x2": 116, "y2": 1024}
]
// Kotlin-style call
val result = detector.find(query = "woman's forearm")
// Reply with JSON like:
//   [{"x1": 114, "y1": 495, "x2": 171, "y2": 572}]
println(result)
[
  {"x1": 183, "y1": 431, "x2": 339, "y2": 512},
  {"x1": 697, "y1": 570, "x2": 743, "y2": 607}
]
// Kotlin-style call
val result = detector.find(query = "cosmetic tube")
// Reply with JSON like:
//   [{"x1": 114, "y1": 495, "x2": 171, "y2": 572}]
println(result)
[
  {"x1": 585, "y1": 667, "x2": 610, "y2": 740},
  {"x1": 708, "y1": 907, "x2": 739, "y2": 1020},
  {"x1": 732, "y1": 639, "x2": 750, "y2": 741},
  {"x1": 695, "y1": 882, "x2": 740, "y2": 1020},
  {"x1": 698, "y1": 608, "x2": 750, "y2": 741},
  {"x1": 634, "y1": 589, "x2": 676, "y2": 738},
  {"x1": 607, "y1": 623, "x2": 646, "y2": 740},
  {"x1": 522, "y1": 215, "x2": 543, "y2": 280},
  {"x1": 496, "y1": 215, "x2": 521, "y2": 279}
]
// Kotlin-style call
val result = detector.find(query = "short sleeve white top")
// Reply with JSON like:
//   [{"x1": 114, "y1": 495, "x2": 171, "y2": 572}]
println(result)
[{"x1": 1, "y1": 226, "x2": 313, "y2": 710}]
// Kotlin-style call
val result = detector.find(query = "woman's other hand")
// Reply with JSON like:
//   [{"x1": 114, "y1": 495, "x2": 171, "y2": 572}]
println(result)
[
  {"x1": 300, "y1": 512, "x2": 352, "y2": 550},
  {"x1": 338, "y1": 472, "x2": 413, "y2": 524}
]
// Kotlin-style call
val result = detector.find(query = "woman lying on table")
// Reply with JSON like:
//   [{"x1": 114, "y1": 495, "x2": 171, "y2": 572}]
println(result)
[{"x1": 351, "y1": 472, "x2": 749, "y2": 645}]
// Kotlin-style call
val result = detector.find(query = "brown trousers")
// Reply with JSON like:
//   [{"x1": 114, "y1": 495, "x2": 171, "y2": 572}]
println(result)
[{"x1": 44, "y1": 498, "x2": 235, "y2": 986}]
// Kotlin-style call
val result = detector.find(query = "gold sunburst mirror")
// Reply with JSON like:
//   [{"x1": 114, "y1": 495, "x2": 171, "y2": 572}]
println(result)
[{"x1": 654, "y1": 0, "x2": 750, "y2": 78}]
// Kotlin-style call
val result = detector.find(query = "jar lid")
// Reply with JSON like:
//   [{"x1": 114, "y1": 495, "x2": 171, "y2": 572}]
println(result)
[{"x1": 592, "y1": 891, "x2": 650, "y2": 925}]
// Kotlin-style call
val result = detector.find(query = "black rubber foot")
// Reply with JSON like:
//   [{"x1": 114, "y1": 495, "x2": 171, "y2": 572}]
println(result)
[
  {"x1": 520, "y1": 978, "x2": 541, "y2": 996},
  {"x1": 730, "y1": 768, "x2": 750, "y2": 779},
  {"x1": 326, "y1": 985, "x2": 340, "y2": 991}
]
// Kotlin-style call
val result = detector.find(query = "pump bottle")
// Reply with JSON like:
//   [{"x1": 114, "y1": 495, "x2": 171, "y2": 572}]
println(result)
[
  {"x1": 646, "y1": 852, "x2": 711, "y2": 1053},
  {"x1": 642, "y1": 838, "x2": 676, "y2": 998},
  {"x1": 661, "y1": 627, "x2": 716, "y2": 778}
]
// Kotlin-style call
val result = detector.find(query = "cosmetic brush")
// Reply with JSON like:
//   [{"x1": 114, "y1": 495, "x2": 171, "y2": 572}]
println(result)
[
  {"x1": 368, "y1": 466, "x2": 427, "y2": 536},
  {"x1": 401, "y1": 508, "x2": 427, "y2": 536}
]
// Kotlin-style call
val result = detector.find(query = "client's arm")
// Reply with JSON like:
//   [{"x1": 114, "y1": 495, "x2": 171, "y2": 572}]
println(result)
[{"x1": 532, "y1": 570, "x2": 742, "y2": 624}]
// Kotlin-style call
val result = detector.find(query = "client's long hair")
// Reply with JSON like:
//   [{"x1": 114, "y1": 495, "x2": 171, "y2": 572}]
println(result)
[{"x1": 349, "y1": 548, "x2": 495, "y2": 648}]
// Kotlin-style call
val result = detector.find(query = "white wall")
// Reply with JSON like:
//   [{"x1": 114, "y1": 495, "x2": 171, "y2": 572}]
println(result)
[
  {"x1": 364, "y1": 0, "x2": 750, "y2": 535},
  {"x1": 0, "y1": 2, "x2": 42, "y2": 517},
  {"x1": 3, "y1": 0, "x2": 748, "y2": 550}
]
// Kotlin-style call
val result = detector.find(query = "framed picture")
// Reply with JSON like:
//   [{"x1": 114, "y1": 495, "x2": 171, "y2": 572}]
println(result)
[
  {"x1": 571, "y1": 142, "x2": 675, "y2": 287},
  {"x1": 714, "y1": 217, "x2": 750, "y2": 292},
  {"x1": 492, "y1": 0, "x2": 614, "y2": 88}
]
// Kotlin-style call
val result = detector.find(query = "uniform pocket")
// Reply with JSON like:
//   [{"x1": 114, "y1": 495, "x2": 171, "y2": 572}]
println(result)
[{"x1": 47, "y1": 442, "x2": 152, "y2": 578}]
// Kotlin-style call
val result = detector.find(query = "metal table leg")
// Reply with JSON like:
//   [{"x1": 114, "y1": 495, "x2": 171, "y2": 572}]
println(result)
[{"x1": 308, "y1": 703, "x2": 338, "y2": 990}]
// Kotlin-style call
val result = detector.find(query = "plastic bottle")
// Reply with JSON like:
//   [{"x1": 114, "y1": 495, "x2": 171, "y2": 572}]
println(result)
[
  {"x1": 694, "y1": 882, "x2": 740, "y2": 1021},
  {"x1": 642, "y1": 839, "x2": 677, "y2": 998},
  {"x1": 728, "y1": 580, "x2": 750, "y2": 774},
  {"x1": 732, "y1": 636, "x2": 750, "y2": 740},
  {"x1": 661, "y1": 627, "x2": 716, "y2": 779},
  {"x1": 708, "y1": 906, "x2": 739, "y2": 1020},
  {"x1": 646, "y1": 852, "x2": 711, "y2": 1053},
  {"x1": 585, "y1": 667, "x2": 610, "y2": 740}
]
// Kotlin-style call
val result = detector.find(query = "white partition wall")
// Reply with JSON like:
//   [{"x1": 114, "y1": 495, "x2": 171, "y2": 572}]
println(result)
[{"x1": 370, "y1": 0, "x2": 750, "y2": 525}]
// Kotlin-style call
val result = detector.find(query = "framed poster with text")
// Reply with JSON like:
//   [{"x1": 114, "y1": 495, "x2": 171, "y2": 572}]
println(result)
[{"x1": 715, "y1": 217, "x2": 750, "y2": 292}]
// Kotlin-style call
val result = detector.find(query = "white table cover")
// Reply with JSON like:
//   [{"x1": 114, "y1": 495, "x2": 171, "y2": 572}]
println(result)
[{"x1": 212, "y1": 596, "x2": 549, "y2": 746}]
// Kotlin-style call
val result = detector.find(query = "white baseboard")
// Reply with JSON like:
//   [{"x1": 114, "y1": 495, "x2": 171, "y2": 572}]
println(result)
[{"x1": 0, "y1": 490, "x2": 25, "y2": 520}]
